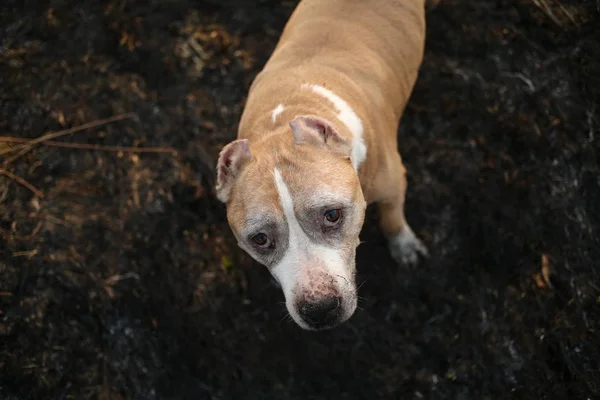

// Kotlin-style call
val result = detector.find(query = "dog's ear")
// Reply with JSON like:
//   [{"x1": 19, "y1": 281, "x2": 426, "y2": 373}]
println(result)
[
  {"x1": 215, "y1": 139, "x2": 252, "y2": 203},
  {"x1": 289, "y1": 115, "x2": 352, "y2": 157}
]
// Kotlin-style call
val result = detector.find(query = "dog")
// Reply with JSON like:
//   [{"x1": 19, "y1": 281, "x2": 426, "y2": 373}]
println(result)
[{"x1": 215, "y1": 0, "x2": 428, "y2": 331}]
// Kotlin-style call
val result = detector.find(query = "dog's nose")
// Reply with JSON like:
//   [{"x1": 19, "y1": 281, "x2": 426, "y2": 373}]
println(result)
[{"x1": 299, "y1": 296, "x2": 341, "y2": 327}]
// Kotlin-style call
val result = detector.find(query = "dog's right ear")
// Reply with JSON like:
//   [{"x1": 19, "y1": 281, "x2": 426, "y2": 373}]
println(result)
[
  {"x1": 289, "y1": 115, "x2": 352, "y2": 157},
  {"x1": 215, "y1": 139, "x2": 252, "y2": 203}
]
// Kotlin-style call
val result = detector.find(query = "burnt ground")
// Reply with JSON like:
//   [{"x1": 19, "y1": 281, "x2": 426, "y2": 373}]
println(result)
[{"x1": 1, "y1": 0, "x2": 599, "y2": 399}]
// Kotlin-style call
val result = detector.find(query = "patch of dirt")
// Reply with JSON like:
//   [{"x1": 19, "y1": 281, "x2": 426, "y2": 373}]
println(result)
[{"x1": 1, "y1": 0, "x2": 599, "y2": 399}]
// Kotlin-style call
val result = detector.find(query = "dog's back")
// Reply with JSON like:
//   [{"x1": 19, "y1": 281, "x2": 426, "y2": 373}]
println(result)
[
  {"x1": 238, "y1": 0, "x2": 426, "y2": 200},
  {"x1": 265, "y1": 0, "x2": 426, "y2": 115}
]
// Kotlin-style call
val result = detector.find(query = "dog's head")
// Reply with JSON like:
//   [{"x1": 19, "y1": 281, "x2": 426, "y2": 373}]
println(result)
[{"x1": 215, "y1": 115, "x2": 366, "y2": 330}]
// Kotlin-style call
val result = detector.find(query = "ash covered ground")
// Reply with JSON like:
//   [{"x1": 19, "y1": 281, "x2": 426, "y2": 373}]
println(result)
[{"x1": 1, "y1": 0, "x2": 599, "y2": 399}]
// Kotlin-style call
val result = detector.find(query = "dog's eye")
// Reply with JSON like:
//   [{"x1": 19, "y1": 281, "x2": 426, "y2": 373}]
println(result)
[
  {"x1": 251, "y1": 233, "x2": 271, "y2": 248},
  {"x1": 324, "y1": 209, "x2": 342, "y2": 226}
]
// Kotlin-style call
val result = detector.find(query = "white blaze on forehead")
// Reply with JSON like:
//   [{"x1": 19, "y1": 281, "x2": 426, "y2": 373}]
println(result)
[
  {"x1": 271, "y1": 104, "x2": 285, "y2": 124},
  {"x1": 271, "y1": 168, "x2": 346, "y2": 300},
  {"x1": 301, "y1": 83, "x2": 367, "y2": 170}
]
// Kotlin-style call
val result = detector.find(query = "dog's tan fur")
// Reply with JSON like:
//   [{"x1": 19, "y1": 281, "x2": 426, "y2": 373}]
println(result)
[
  {"x1": 232, "y1": 0, "x2": 425, "y2": 236},
  {"x1": 215, "y1": 0, "x2": 427, "y2": 329}
]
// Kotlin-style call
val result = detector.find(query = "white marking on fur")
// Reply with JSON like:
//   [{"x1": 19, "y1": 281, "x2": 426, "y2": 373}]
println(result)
[
  {"x1": 272, "y1": 168, "x2": 348, "y2": 329},
  {"x1": 388, "y1": 225, "x2": 429, "y2": 265},
  {"x1": 301, "y1": 84, "x2": 367, "y2": 170},
  {"x1": 271, "y1": 104, "x2": 285, "y2": 124}
]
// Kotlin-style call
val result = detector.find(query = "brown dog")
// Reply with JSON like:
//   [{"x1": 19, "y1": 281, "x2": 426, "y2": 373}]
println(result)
[{"x1": 215, "y1": 0, "x2": 428, "y2": 330}]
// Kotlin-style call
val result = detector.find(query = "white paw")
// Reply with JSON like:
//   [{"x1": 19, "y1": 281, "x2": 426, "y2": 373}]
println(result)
[{"x1": 388, "y1": 225, "x2": 429, "y2": 265}]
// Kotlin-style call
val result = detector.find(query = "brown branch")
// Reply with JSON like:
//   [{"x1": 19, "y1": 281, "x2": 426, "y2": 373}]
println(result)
[
  {"x1": 531, "y1": 0, "x2": 564, "y2": 28},
  {"x1": 0, "y1": 136, "x2": 177, "y2": 154},
  {"x1": 2, "y1": 146, "x2": 33, "y2": 166},
  {"x1": 557, "y1": 2, "x2": 577, "y2": 27},
  {"x1": 0, "y1": 167, "x2": 45, "y2": 198},
  {"x1": 0, "y1": 112, "x2": 138, "y2": 163}
]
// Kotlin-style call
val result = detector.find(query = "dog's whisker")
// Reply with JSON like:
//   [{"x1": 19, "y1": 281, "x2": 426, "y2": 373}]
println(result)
[
  {"x1": 279, "y1": 312, "x2": 293, "y2": 324},
  {"x1": 356, "y1": 280, "x2": 368, "y2": 291}
]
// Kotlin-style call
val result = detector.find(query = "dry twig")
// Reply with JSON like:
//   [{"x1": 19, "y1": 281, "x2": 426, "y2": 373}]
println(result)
[
  {"x1": 0, "y1": 167, "x2": 45, "y2": 198},
  {"x1": 0, "y1": 136, "x2": 177, "y2": 154},
  {"x1": 0, "y1": 112, "x2": 137, "y2": 164},
  {"x1": 532, "y1": 0, "x2": 564, "y2": 27}
]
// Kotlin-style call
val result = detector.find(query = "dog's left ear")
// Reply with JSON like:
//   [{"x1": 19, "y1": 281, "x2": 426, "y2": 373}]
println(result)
[
  {"x1": 289, "y1": 115, "x2": 352, "y2": 157},
  {"x1": 215, "y1": 139, "x2": 252, "y2": 203}
]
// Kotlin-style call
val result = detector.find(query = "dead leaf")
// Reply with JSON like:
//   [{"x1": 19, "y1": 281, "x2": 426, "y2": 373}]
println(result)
[{"x1": 541, "y1": 253, "x2": 553, "y2": 289}]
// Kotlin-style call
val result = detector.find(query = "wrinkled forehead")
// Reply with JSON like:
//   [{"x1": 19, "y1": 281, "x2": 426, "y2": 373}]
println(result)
[
  {"x1": 227, "y1": 150, "x2": 358, "y2": 232},
  {"x1": 279, "y1": 167, "x2": 357, "y2": 209},
  {"x1": 227, "y1": 165, "x2": 282, "y2": 234},
  {"x1": 277, "y1": 146, "x2": 358, "y2": 197}
]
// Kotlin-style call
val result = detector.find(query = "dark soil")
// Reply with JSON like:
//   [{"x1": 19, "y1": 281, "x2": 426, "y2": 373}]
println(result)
[{"x1": 1, "y1": 0, "x2": 599, "y2": 399}]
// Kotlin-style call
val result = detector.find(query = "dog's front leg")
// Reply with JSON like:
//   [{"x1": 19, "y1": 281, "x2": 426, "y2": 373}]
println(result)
[{"x1": 376, "y1": 154, "x2": 429, "y2": 265}]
